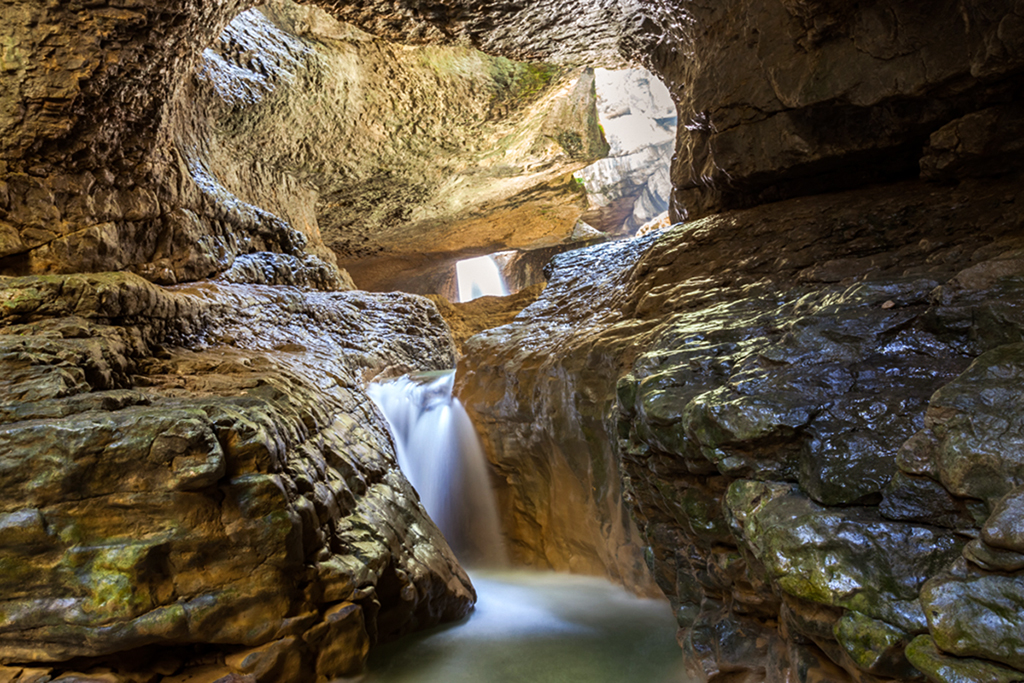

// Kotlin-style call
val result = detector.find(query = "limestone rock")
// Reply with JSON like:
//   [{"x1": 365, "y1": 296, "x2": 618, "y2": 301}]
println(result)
[
  {"x1": 0, "y1": 273, "x2": 473, "y2": 667},
  {"x1": 575, "y1": 68, "x2": 676, "y2": 236},
  {"x1": 983, "y1": 487, "x2": 1024, "y2": 554},
  {"x1": 905, "y1": 343, "x2": 1024, "y2": 505},
  {"x1": 458, "y1": 175, "x2": 1024, "y2": 679},
  {"x1": 0, "y1": 1, "x2": 612, "y2": 293},
  {"x1": 643, "y1": 0, "x2": 1024, "y2": 217},
  {"x1": 922, "y1": 572, "x2": 1024, "y2": 671},
  {"x1": 906, "y1": 635, "x2": 1024, "y2": 683},
  {"x1": 426, "y1": 283, "x2": 544, "y2": 356},
  {"x1": 921, "y1": 104, "x2": 1024, "y2": 182}
]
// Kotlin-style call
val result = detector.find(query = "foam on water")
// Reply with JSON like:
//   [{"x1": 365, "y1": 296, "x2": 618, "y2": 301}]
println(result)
[{"x1": 365, "y1": 570, "x2": 686, "y2": 683}]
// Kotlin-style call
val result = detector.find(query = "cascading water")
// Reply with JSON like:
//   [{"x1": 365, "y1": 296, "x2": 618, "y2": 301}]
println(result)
[
  {"x1": 456, "y1": 255, "x2": 509, "y2": 301},
  {"x1": 367, "y1": 370, "x2": 685, "y2": 683},
  {"x1": 367, "y1": 370, "x2": 506, "y2": 566}
]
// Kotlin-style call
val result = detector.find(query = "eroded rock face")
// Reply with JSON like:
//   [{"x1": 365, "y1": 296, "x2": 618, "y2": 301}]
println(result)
[
  {"x1": 193, "y1": 4, "x2": 611, "y2": 294},
  {"x1": 641, "y1": 0, "x2": 1024, "y2": 219},
  {"x1": 0, "y1": 273, "x2": 473, "y2": 676},
  {"x1": 0, "y1": 0, "x2": 616, "y2": 293},
  {"x1": 457, "y1": 175, "x2": 1024, "y2": 681}
]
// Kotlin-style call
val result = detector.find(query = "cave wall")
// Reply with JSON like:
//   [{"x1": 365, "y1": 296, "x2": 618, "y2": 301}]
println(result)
[
  {"x1": 0, "y1": 272, "x2": 474, "y2": 679},
  {"x1": 643, "y1": 0, "x2": 1024, "y2": 218},
  {"x1": 0, "y1": 0, "x2": 648, "y2": 675},
  {"x1": 0, "y1": 0, "x2": 631, "y2": 292},
  {"x1": 455, "y1": 0, "x2": 1024, "y2": 681},
  {"x1": 459, "y1": 173, "x2": 1024, "y2": 682},
  {"x1": 4, "y1": 0, "x2": 1024, "y2": 679}
]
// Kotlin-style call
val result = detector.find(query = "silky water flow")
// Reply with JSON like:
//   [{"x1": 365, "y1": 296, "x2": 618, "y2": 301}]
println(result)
[{"x1": 367, "y1": 371, "x2": 685, "y2": 683}]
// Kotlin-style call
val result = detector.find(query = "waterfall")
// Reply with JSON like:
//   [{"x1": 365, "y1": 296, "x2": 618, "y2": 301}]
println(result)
[
  {"x1": 367, "y1": 370, "x2": 507, "y2": 566},
  {"x1": 456, "y1": 255, "x2": 509, "y2": 301}
]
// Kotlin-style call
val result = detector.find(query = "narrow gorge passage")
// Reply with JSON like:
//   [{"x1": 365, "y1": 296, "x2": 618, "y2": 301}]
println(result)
[
  {"x1": 366, "y1": 372, "x2": 684, "y2": 683},
  {"x1": 3, "y1": 0, "x2": 1024, "y2": 682}
]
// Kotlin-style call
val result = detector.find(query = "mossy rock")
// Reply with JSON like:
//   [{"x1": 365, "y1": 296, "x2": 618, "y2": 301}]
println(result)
[
  {"x1": 921, "y1": 572, "x2": 1024, "y2": 671},
  {"x1": 906, "y1": 635, "x2": 1024, "y2": 683},
  {"x1": 727, "y1": 481, "x2": 963, "y2": 633}
]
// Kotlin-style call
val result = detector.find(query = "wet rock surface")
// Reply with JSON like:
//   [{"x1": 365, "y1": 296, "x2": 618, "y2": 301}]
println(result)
[
  {"x1": 427, "y1": 284, "x2": 545, "y2": 357},
  {"x1": 4, "y1": 0, "x2": 1024, "y2": 679},
  {"x1": 0, "y1": 273, "x2": 474, "y2": 676},
  {"x1": 457, "y1": 175, "x2": 1024, "y2": 681}
]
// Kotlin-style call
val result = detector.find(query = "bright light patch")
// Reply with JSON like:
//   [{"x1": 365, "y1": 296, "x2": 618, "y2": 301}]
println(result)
[{"x1": 457, "y1": 255, "x2": 508, "y2": 302}]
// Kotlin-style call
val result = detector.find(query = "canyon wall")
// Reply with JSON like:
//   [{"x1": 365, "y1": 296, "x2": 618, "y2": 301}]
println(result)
[
  {"x1": 0, "y1": 0, "x2": 627, "y2": 677},
  {"x1": 460, "y1": 173, "x2": 1024, "y2": 682},
  {"x1": 0, "y1": 272, "x2": 474, "y2": 680},
  {"x1": 458, "y1": 0, "x2": 1024, "y2": 681},
  {"x1": 3, "y1": 0, "x2": 1024, "y2": 680}
]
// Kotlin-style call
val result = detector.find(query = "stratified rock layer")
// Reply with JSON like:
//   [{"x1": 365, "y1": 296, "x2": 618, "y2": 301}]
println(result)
[
  {"x1": 0, "y1": 0, "x2": 614, "y2": 294},
  {"x1": 0, "y1": 273, "x2": 473, "y2": 677},
  {"x1": 457, "y1": 174, "x2": 1024, "y2": 681},
  {"x1": 642, "y1": 0, "x2": 1024, "y2": 219}
]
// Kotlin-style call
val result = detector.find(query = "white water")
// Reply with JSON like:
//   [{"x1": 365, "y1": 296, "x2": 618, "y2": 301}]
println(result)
[
  {"x1": 367, "y1": 370, "x2": 506, "y2": 566},
  {"x1": 364, "y1": 570, "x2": 685, "y2": 683},
  {"x1": 367, "y1": 372, "x2": 685, "y2": 683},
  {"x1": 456, "y1": 255, "x2": 509, "y2": 302}
]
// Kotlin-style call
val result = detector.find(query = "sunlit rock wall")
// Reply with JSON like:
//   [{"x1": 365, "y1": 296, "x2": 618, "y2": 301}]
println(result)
[
  {"x1": 192, "y1": 3, "x2": 611, "y2": 294},
  {"x1": 0, "y1": 0, "x2": 618, "y2": 291}
]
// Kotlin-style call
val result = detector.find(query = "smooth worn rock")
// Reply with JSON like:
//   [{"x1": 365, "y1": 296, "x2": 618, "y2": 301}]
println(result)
[
  {"x1": 575, "y1": 67, "x2": 676, "y2": 236},
  {"x1": 0, "y1": 0, "x2": 615, "y2": 293},
  {"x1": 906, "y1": 635, "x2": 1024, "y2": 683},
  {"x1": 922, "y1": 572, "x2": 1024, "y2": 671},
  {"x1": 907, "y1": 343, "x2": 1024, "y2": 505},
  {"x1": 983, "y1": 487, "x2": 1024, "y2": 554},
  {"x1": 458, "y1": 175, "x2": 1024, "y2": 680},
  {"x1": 427, "y1": 283, "x2": 544, "y2": 356},
  {"x1": 0, "y1": 273, "x2": 473, "y2": 667},
  {"x1": 648, "y1": 0, "x2": 1024, "y2": 218}
]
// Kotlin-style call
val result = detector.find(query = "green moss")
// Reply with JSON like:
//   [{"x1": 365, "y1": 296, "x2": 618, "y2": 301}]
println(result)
[
  {"x1": 906, "y1": 635, "x2": 1024, "y2": 683},
  {"x1": 488, "y1": 58, "x2": 558, "y2": 101}
]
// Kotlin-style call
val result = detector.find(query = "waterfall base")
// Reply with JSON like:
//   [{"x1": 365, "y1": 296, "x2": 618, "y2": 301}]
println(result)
[{"x1": 364, "y1": 570, "x2": 685, "y2": 683}]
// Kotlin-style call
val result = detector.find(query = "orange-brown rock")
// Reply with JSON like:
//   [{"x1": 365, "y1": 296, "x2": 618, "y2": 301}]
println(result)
[
  {"x1": 427, "y1": 284, "x2": 545, "y2": 356},
  {"x1": 0, "y1": 272, "x2": 473, "y2": 674}
]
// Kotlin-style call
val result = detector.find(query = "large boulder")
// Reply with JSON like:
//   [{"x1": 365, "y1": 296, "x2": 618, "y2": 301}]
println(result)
[{"x1": 0, "y1": 272, "x2": 473, "y2": 677}]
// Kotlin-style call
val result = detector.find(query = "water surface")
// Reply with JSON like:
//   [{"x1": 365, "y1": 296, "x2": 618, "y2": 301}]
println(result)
[{"x1": 364, "y1": 570, "x2": 686, "y2": 683}]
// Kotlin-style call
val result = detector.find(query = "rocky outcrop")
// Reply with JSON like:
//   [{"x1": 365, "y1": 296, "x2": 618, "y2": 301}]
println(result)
[
  {"x1": 5, "y1": 0, "x2": 1024, "y2": 680},
  {"x1": 0, "y1": 273, "x2": 473, "y2": 678},
  {"x1": 0, "y1": 0, "x2": 617, "y2": 294},
  {"x1": 457, "y1": 174, "x2": 1024, "y2": 681},
  {"x1": 427, "y1": 283, "x2": 545, "y2": 356},
  {"x1": 194, "y1": 4, "x2": 611, "y2": 294},
  {"x1": 576, "y1": 67, "x2": 676, "y2": 236},
  {"x1": 457, "y1": 233, "x2": 662, "y2": 593},
  {"x1": 642, "y1": 0, "x2": 1024, "y2": 219}
]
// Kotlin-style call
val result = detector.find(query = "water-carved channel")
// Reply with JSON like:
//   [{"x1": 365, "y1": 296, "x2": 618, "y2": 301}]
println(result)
[{"x1": 367, "y1": 372, "x2": 684, "y2": 682}]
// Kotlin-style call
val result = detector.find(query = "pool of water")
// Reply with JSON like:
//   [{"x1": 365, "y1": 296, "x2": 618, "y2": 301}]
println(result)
[{"x1": 363, "y1": 571, "x2": 686, "y2": 683}]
